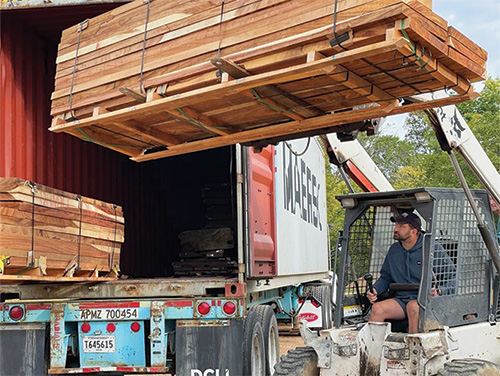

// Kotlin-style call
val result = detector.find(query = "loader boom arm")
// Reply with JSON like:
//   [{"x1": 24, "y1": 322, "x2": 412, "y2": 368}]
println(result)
[
  {"x1": 415, "y1": 91, "x2": 500, "y2": 273},
  {"x1": 324, "y1": 133, "x2": 394, "y2": 193},
  {"x1": 416, "y1": 91, "x2": 500, "y2": 205}
]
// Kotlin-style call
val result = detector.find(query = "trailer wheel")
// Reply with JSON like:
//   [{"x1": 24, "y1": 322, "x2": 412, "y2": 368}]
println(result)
[
  {"x1": 243, "y1": 310, "x2": 266, "y2": 376},
  {"x1": 306, "y1": 284, "x2": 332, "y2": 329},
  {"x1": 436, "y1": 359, "x2": 500, "y2": 376},
  {"x1": 252, "y1": 305, "x2": 280, "y2": 375},
  {"x1": 319, "y1": 285, "x2": 332, "y2": 329},
  {"x1": 273, "y1": 346, "x2": 319, "y2": 376}
]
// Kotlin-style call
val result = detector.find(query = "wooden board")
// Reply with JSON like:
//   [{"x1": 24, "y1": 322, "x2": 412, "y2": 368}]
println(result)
[
  {"x1": 0, "y1": 275, "x2": 118, "y2": 283},
  {"x1": 179, "y1": 228, "x2": 235, "y2": 252},
  {"x1": 0, "y1": 178, "x2": 123, "y2": 278},
  {"x1": 49, "y1": 0, "x2": 486, "y2": 161}
]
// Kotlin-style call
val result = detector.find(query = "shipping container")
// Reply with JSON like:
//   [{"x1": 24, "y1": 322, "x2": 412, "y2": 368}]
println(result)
[{"x1": 1, "y1": 4, "x2": 331, "y2": 375}]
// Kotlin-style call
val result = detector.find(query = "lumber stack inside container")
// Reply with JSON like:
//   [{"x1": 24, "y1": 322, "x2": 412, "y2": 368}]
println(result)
[
  {"x1": 50, "y1": 0, "x2": 487, "y2": 161},
  {"x1": 0, "y1": 178, "x2": 123, "y2": 281}
]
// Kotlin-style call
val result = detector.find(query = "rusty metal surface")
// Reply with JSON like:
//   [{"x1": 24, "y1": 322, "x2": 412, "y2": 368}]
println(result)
[
  {"x1": 49, "y1": 304, "x2": 67, "y2": 369},
  {"x1": 177, "y1": 320, "x2": 230, "y2": 327},
  {"x1": 47, "y1": 366, "x2": 169, "y2": 374},
  {"x1": 0, "y1": 277, "x2": 238, "y2": 300}
]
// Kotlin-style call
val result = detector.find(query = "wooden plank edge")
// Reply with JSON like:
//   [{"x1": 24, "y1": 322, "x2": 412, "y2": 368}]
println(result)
[
  {"x1": 0, "y1": 275, "x2": 118, "y2": 282},
  {"x1": 131, "y1": 91, "x2": 477, "y2": 162},
  {"x1": 49, "y1": 38, "x2": 407, "y2": 134},
  {"x1": 49, "y1": 4, "x2": 409, "y2": 116},
  {"x1": 50, "y1": 0, "x2": 408, "y2": 100}
]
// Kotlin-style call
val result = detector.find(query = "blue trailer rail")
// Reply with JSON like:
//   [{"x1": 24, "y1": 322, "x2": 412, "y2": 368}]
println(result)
[
  {"x1": 0, "y1": 280, "x2": 329, "y2": 375},
  {"x1": 1, "y1": 297, "x2": 246, "y2": 375}
]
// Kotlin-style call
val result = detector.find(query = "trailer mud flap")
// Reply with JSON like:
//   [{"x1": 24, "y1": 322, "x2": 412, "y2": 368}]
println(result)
[
  {"x1": 0, "y1": 323, "x2": 47, "y2": 376},
  {"x1": 176, "y1": 319, "x2": 244, "y2": 376}
]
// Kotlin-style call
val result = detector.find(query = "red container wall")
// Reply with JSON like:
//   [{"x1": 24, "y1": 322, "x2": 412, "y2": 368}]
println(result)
[
  {"x1": 0, "y1": 11, "x2": 184, "y2": 277},
  {"x1": 1, "y1": 12, "x2": 120, "y2": 192}
]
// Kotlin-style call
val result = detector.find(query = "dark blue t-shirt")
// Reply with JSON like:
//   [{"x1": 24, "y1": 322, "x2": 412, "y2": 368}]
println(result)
[{"x1": 373, "y1": 234, "x2": 455, "y2": 302}]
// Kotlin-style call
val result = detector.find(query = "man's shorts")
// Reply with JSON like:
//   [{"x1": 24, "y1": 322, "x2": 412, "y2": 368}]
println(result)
[{"x1": 393, "y1": 297, "x2": 417, "y2": 317}]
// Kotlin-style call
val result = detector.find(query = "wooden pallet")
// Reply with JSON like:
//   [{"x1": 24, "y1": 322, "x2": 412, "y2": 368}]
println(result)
[
  {"x1": 179, "y1": 227, "x2": 234, "y2": 252},
  {"x1": 0, "y1": 178, "x2": 124, "y2": 278},
  {"x1": 49, "y1": 0, "x2": 485, "y2": 161},
  {"x1": 172, "y1": 258, "x2": 238, "y2": 276},
  {"x1": 0, "y1": 274, "x2": 118, "y2": 284}
]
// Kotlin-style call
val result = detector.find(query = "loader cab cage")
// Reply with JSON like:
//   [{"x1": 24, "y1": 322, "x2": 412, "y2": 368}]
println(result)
[{"x1": 334, "y1": 188, "x2": 498, "y2": 333}]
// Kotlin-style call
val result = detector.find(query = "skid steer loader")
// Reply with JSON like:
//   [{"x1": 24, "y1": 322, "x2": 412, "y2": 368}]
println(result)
[
  {"x1": 275, "y1": 187, "x2": 500, "y2": 376},
  {"x1": 274, "y1": 94, "x2": 500, "y2": 376}
]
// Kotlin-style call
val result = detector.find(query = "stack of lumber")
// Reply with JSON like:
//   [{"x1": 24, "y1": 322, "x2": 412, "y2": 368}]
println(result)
[
  {"x1": 173, "y1": 228, "x2": 237, "y2": 276},
  {"x1": 0, "y1": 178, "x2": 124, "y2": 280},
  {"x1": 202, "y1": 183, "x2": 235, "y2": 229},
  {"x1": 50, "y1": 0, "x2": 487, "y2": 161}
]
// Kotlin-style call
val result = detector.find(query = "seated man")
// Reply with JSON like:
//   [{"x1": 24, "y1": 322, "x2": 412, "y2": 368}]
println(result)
[{"x1": 367, "y1": 212, "x2": 455, "y2": 333}]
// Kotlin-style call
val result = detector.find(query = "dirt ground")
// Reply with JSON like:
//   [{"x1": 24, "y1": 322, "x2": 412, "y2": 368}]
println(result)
[
  {"x1": 279, "y1": 333, "x2": 306, "y2": 356},
  {"x1": 278, "y1": 323, "x2": 306, "y2": 356}
]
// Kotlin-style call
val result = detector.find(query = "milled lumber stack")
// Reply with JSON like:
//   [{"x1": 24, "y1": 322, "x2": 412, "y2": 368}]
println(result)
[
  {"x1": 173, "y1": 228, "x2": 237, "y2": 276},
  {"x1": 50, "y1": 0, "x2": 487, "y2": 161},
  {"x1": 0, "y1": 178, "x2": 124, "y2": 281}
]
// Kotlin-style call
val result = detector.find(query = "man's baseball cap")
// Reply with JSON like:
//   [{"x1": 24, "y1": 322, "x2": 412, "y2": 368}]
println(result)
[{"x1": 390, "y1": 212, "x2": 422, "y2": 230}]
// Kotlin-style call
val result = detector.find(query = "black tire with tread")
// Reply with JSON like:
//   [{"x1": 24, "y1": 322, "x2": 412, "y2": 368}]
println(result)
[
  {"x1": 243, "y1": 309, "x2": 266, "y2": 376},
  {"x1": 251, "y1": 305, "x2": 280, "y2": 375},
  {"x1": 437, "y1": 359, "x2": 500, "y2": 376},
  {"x1": 318, "y1": 285, "x2": 332, "y2": 329},
  {"x1": 305, "y1": 284, "x2": 332, "y2": 329},
  {"x1": 273, "y1": 347, "x2": 319, "y2": 376}
]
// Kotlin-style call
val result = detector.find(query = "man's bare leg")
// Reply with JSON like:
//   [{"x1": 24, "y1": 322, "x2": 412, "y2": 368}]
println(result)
[
  {"x1": 369, "y1": 299, "x2": 405, "y2": 323},
  {"x1": 406, "y1": 300, "x2": 419, "y2": 334}
]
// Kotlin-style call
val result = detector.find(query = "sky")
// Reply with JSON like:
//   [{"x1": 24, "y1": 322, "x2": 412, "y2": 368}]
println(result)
[{"x1": 380, "y1": 0, "x2": 500, "y2": 136}]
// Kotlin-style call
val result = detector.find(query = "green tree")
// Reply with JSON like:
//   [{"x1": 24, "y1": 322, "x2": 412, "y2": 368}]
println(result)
[
  {"x1": 457, "y1": 78, "x2": 500, "y2": 172},
  {"x1": 399, "y1": 77, "x2": 500, "y2": 189},
  {"x1": 358, "y1": 134, "x2": 417, "y2": 182},
  {"x1": 324, "y1": 158, "x2": 349, "y2": 248}
]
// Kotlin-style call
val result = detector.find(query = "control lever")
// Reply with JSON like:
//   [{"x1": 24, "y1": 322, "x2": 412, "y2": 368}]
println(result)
[{"x1": 364, "y1": 273, "x2": 374, "y2": 294}]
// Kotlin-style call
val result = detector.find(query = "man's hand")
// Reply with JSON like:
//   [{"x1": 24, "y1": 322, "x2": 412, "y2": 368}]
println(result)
[
  {"x1": 431, "y1": 287, "x2": 442, "y2": 296},
  {"x1": 366, "y1": 288, "x2": 378, "y2": 304}
]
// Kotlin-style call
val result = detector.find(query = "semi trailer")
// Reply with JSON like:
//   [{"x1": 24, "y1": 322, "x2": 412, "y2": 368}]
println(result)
[{"x1": 1, "y1": 137, "x2": 334, "y2": 376}]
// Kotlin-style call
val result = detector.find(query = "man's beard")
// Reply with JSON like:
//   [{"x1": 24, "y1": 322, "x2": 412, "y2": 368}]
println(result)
[{"x1": 394, "y1": 232, "x2": 409, "y2": 241}]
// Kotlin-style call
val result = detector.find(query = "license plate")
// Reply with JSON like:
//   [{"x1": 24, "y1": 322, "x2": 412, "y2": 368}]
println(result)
[
  {"x1": 83, "y1": 336, "x2": 115, "y2": 353},
  {"x1": 343, "y1": 305, "x2": 362, "y2": 318},
  {"x1": 79, "y1": 307, "x2": 139, "y2": 321}
]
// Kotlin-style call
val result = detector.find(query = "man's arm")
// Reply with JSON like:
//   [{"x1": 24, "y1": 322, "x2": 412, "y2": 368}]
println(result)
[
  {"x1": 496, "y1": 218, "x2": 500, "y2": 243},
  {"x1": 372, "y1": 252, "x2": 393, "y2": 298}
]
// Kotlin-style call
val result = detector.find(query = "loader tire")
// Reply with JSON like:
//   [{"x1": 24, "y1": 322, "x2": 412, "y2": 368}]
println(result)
[
  {"x1": 437, "y1": 359, "x2": 500, "y2": 376},
  {"x1": 273, "y1": 346, "x2": 319, "y2": 376},
  {"x1": 251, "y1": 305, "x2": 280, "y2": 376}
]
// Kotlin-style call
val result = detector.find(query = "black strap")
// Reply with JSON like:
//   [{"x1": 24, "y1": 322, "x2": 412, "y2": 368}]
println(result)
[
  {"x1": 68, "y1": 19, "x2": 89, "y2": 119},
  {"x1": 216, "y1": 0, "x2": 226, "y2": 77},
  {"x1": 139, "y1": 0, "x2": 151, "y2": 94},
  {"x1": 76, "y1": 195, "x2": 83, "y2": 271},
  {"x1": 109, "y1": 204, "x2": 118, "y2": 270},
  {"x1": 28, "y1": 181, "x2": 36, "y2": 267},
  {"x1": 330, "y1": 0, "x2": 349, "y2": 49}
]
